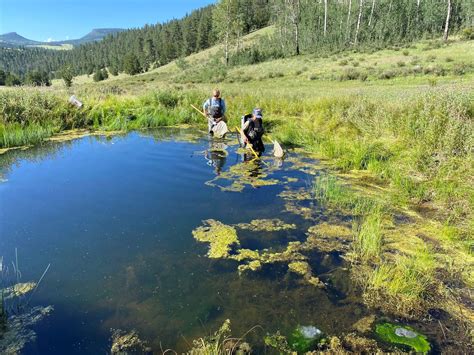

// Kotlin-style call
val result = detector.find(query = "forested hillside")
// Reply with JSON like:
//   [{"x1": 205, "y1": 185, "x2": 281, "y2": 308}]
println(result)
[{"x1": 0, "y1": 0, "x2": 472, "y2": 85}]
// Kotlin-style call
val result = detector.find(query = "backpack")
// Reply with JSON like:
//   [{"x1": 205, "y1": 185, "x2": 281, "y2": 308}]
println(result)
[{"x1": 209, "y1": 98, "x2": 223, "y2": 119}]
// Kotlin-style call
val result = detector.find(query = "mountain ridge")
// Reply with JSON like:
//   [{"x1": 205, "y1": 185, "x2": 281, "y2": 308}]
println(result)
[{"x1": 0, "y1": 28, "x2": 125, "y2": 48}]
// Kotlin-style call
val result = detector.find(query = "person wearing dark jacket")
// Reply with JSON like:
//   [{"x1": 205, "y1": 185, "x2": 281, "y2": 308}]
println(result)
[{"x1": 241, "y1": 108, "x2": 265, "y2": 153}]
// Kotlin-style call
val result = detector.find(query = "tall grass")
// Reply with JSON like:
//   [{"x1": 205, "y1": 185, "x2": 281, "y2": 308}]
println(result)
[
  {"x1": 0, "y1": 88, "x2": 206, "y2": 148},
  {"x1": 364, "y1": 247, "x2": 436, "y2": 318},
  {"x1": 353, "y1": 207, "x2": 384, "y2": 262}
]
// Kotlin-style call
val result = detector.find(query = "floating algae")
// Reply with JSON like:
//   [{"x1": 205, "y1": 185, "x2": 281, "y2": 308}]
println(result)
[
  {"x1": 110, "y1": 329, "x2": 151, "y2": 354},
  {"x1": 375, "y1": 322, "x2": 431, "y2": 353},
  {"x1": 284, "y1": 201, "x2": 315, "y2": 220},
  {"x1": 283, "y1": 176, "x2": 299, "y2": 183},
  {"x1": 205, "y1": 160, "x2": 279, "y2": 192},
  {"x1": 279, "y1": 187, "x2": 319, "y2": 220},
  {"x1": 288, "y1": 261, "x2": 324, "y2": 287},
  {"x1": 237, "y1": 260, "x2": 262, "y2": 273},
  {"x1": 235, "y1": 219, "x2": 296, "y2": 232},
  {"x1": 231, "y1": 248, "x2": 261, "y2": 261},
  {"x1": 2, "y1": 282, "x2": 37, "y2": 300},
  {"x1": 302, "y1": 223, "x2": 353, "y2": 253},
  {"x1": 352, "y1": 315, "x2": 376, "y2": 334},
  {"x1": 192, "y1": 219, "x2": 240, "y2": 258},
  {"x1": 0, "y1": 306, "x2": 53, "y2": 354},
  {"x1": 234, "y1": 242, "x2": 324, "y2": 287},
  {"x1": 278, "y1": 187, "x2": 313, "y2": 201},
  {"x1": 192, "y1": 220, "x2": 325, "y2": 287}
]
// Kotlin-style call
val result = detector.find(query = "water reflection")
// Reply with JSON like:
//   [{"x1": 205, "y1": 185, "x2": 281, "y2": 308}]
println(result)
[{"x1": 205, "y1": 141, "x2": 228, "y2": 175}]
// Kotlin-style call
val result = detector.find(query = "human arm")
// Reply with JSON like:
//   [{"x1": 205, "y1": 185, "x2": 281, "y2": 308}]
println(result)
[{"x1": 202, "y1": 99, "x2": 210, "y2": 116}]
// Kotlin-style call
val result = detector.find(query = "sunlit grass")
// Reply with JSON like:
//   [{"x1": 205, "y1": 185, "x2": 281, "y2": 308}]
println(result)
[
  {"x1": 364, "y1": 247, "x2": 436, "y2": 318},
  {"x1": 353, "y1": 206, "x2": 384, "y2": 262}
]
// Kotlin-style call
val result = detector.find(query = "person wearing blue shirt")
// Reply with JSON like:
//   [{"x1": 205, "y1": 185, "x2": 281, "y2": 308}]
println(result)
[{"x1": 203, "y1": 88, "x2": 227, "y2": 134}]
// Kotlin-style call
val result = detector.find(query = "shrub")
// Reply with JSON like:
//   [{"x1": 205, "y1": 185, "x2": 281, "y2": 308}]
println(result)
[
  {"x1": 93, "y1": 69, "x2": 107, "y2": 82},
  {"x1": 409, "y1": 56, "x2": 420, "y2": 65},
  {"x1": 426, "y1": 54, "x2": 436, "y2": 62},
  {"x1": 339, "y1": 68, "x2": 363, "y2": 81},
  {"x1": 378, "y1": 70, "x2": 397, "y2": 80},
  {"x1": 358, "y1": 72, "x2": 368, "y2": 81},
  {"x1": 396, "y1": 61, "x2": 406, "y2": 67},
  {"x1": 423, "y1": 65, "x2": 445, "y2": 75},
  {"x1": 26, "y1": 71, "x2": 51, "y2": 86},
  {"x1": 338, "y1": 59, "x2": 348, "y2": 66},
  {"x1": 445, "y1": 57, "x2": 454, "y2": 63},
  {"x1": 154, "y1": 91, "x2": 179, "y2": 108},
  {"x1": 175, "y1": 57, "x2": 189, "y2": 71},
  {"x1": 461, "y1": 27, "x2": 474, "y2": 40},
  {"x1": 452, "y1": 63, "x2": 469, "y2": 76},
  {"x1": 308, "y1": 74, "x2": 317, "y2": 81},
  {"x1": 412, "y1": 65, "x2": 423, "y2": 74},
  {"x1": 402, "y1": 50, "x2": 410, "y2": 56}
]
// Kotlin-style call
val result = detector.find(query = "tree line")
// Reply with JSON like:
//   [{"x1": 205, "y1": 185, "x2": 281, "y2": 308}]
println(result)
[{"x1": 0, "y1": 0, "x2": 472, "y2": 86}]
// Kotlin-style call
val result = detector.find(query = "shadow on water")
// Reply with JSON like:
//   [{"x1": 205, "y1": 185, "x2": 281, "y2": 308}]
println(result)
[{"x1": 0, "y1": 128, "x2": 447, "y2": 353}]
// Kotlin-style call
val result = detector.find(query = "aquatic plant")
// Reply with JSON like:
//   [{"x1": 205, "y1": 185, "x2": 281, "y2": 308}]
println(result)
[
  {"x1": 0, "y1": 306, "x2": 54, "y2": 354},
  {"x1": 188, "y1": 319, "x2": 252, "y2": 355},
  {"x1": 235, "y1": 219, "x2": 296, "y2": 232},
  {"x1": 375, "y1": 322, "x2": 431, "y2": 353},
  {"x1": 192, "y1": 220, "x2": 325, "y2": 287},
  {"x1": 110, "y1": 329, "x2": 151, "y2": 354},
  {"x1": 352, "y1": 315, "x2": 376, "y2": 334},
  {"x1": 205, "y1": 160, "x2": 280, "y2": 192},
  {"x1": 288, "y1": 261, "x2": 323, "y2": 287},
  {"x1": 192, "y1": 220, "x2": 240, "y2": 258},
  {"x1": 303, "y1": 223, "x2": 352, "y2": 253},
  {"x1": 2, "y1": 282, "x2": 36, "y2": 299},
  {"x1": 263, "y1": 331, "x2": 292, "y2": 353},
  {"x1": 288, "y1": 325, "x2": 324, "y2": 353}
]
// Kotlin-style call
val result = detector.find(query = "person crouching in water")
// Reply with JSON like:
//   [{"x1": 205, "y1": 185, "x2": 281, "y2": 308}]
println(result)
[
  {"x1": 241, "y1": 108, "x2": 265, "y2": 153},
  {"x1": 203, "y1": 89, "x2": 226, "y2": 136}
]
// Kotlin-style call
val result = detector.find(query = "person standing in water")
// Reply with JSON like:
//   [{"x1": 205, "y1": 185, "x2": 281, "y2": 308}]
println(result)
[
  {"x1": 241, "y1": 108, "x2": 265, "y2": 153},
  {"x1": 203, "y1": 89, "x2": 227, "y2": 136}
]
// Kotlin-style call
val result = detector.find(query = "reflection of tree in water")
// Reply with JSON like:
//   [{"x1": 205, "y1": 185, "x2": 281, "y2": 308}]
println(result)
[
  {"x1": 0, "y1": 143, "x2": 67, "y2": 182},
  {"x1": 139, "y1": 127, "x2": 203, "y2": 143},
  {"x1": 205, "y1": 141, "x2": 228, "y2": 175},
  {"x1": 0, "y1": 136, "x2": 115, "y2": 182}
]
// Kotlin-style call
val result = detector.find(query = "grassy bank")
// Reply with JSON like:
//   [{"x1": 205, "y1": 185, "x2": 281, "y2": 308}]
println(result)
[{"x1": 0, "y1": 88, "x2": 209, "y2": 148}]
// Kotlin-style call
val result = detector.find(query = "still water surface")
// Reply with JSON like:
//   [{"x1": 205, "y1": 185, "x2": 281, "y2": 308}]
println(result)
[{"x1": 1, "y1": 129, "x2": 368, "y2": 353}]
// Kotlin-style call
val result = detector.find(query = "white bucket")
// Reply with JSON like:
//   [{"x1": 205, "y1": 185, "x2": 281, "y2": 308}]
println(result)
[{"x1": 68, "y1": 95, "x2": 83, "y2": 108}]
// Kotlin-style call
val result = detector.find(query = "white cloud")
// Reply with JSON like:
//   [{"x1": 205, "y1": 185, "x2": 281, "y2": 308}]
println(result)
[{"x1": 46, "y1": 37, "x2": 55, "y2": 42}]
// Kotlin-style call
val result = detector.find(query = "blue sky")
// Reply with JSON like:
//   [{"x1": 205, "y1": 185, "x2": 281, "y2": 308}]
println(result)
[{"x1": 0, "y1": 0, "x2": 216, "y2": 41}]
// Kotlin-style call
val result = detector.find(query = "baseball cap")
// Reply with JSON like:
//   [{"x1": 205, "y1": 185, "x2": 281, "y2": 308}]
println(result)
[{"x1": 253, "y1": 108, "x2": 263, "y2": 118}]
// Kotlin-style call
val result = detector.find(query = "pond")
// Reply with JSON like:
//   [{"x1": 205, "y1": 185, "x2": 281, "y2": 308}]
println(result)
[{"x1": 0, "y1": 129, "x2": 383, "y2": 353}]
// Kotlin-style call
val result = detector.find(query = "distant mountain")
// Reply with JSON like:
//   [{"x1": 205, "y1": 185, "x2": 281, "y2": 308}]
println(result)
[
  {"x1": 0, "y1": 28, "x2": 125, "y2": 49},
  {"x1": 52, "y1": 28, "x2": 125, "y2": 46},
  {"x1": 0, "y1": 32, "x2": 42, "y2": 46}
]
